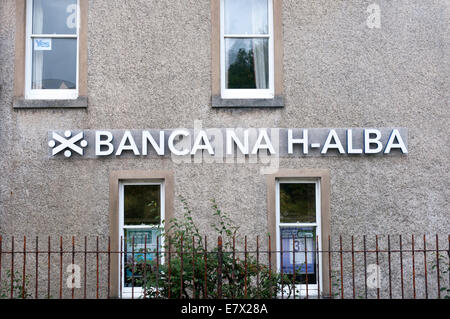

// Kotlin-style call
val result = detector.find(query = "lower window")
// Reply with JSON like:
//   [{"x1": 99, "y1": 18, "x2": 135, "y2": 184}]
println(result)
[
  {"x1": 119, "y1": 181, "x2": 165, "y2": 298},
  {"x1": 276, "y1": 179, "x2": 322, "y2": 296}
]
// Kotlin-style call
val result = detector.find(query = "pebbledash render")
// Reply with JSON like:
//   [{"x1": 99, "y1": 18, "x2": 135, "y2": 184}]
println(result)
[{"x1": 0, "y1": 0, "x2": 448, "y2": 299}]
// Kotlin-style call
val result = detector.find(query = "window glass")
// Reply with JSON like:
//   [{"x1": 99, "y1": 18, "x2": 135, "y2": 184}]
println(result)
[
  {"x1": 225, "y1": 38, "x2": 269, "y2": 89},
  {"x1": 32, "y1": 38, "x2": 77, "y2": 89},
  {"x1": 224, "y1": 0, "x2": 268, "y2": 35},
  {"x1": 124, "y1": 228, "x2": 161, "y2": 288},
  {"x1": 124, "y1": 185, "x2": 161, "y2": 225},
  {"x1": 32, "y1": 0, "x2": 77, "y2": 35},
  {"x1": 280, "y1": 183, "x2": 316, "y2": 223}
]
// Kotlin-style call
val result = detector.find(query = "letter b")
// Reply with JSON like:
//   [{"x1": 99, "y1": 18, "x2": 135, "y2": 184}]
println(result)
[
  {"x1": 364, "y1": 129, "x2": 383, "y2": 154},
  {"x1": 95, "y1": 131, "x2": 114, "y2": 156}
]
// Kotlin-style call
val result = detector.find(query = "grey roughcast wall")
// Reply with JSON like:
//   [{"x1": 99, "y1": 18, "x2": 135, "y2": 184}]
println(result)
[{"x1": 0, "y1": 0, "x2": 448, "y2": 283}]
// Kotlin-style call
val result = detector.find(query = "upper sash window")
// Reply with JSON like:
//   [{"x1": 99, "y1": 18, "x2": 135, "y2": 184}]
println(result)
[
  {"x1": 25, "y1": 0, "x2": 79, "y2": 100},
  {"x1": 220, "y1": 0, "x2": 274, "y2": 99}
]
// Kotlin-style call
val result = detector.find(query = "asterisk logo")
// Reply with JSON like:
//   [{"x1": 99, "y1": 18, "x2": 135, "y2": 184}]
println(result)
[{"x1": 48, "y1": 130, "x2": 88, "y2": 157}]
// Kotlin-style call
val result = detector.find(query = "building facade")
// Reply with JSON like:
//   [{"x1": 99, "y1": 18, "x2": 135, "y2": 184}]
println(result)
[{"x1": 0, "y1": 0, "x2": 448, "y2": 298}]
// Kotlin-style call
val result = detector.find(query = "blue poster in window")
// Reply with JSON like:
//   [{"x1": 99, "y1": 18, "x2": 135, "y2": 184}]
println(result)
[
  {"x1": 125, "y1": 228, "x2": 161, "y2": 263},
  {"x1": 280, "y1": 227, "x2": 316, "y2": 275},
  {"x1": 124, "y1": 228, "x2": 161, "y2": 287}
]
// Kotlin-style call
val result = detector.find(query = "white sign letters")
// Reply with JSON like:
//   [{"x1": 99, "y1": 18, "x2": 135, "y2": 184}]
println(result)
[{"x1": 48, "y1": 128, "x2": 408, "y2": 158}]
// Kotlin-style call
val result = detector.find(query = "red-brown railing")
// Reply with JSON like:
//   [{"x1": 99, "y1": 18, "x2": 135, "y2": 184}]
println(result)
[{"x1": 0, "y1": 235, "x2": 448, "y2": 299}]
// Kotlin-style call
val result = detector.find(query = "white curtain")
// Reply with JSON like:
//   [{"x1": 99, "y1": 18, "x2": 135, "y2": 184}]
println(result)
[
  {"x1": 32, "y1": 1, "x2": 44, "y2": 89},
  {"x1": 251, "y1": 0, "x2": 267, "y2": 89},
  {"x1": 252, "y1": 40, "x2": 267, "y2": 89}
]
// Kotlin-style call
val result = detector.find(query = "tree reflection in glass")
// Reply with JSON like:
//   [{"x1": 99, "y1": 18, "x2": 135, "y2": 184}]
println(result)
[{"x1": 225, "y1": 38, "x2": 269, "y2": 89}]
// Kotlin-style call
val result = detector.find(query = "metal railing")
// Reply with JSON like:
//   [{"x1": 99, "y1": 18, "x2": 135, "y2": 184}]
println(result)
[{"x1": 0, "y1": 234, "x2": 448, "y2": 299}]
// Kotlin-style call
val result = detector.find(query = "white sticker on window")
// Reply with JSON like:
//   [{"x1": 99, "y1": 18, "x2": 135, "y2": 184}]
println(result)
[{"x1": 34, "y1": 38, "x2": 52, "y2": 51}]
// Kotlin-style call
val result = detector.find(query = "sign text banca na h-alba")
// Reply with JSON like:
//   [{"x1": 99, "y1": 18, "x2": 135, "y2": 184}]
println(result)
[{"x1": 47, "y1": 128, "x2": 408, "y2": 158}]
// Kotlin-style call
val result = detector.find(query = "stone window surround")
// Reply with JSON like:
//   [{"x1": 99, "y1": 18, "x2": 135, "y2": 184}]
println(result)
[
  {"x1": 266, "y1": 169, "x2": 331, "y2": 296},
  {"x1": 211, "y1": 0, "x2": 285, "y2": 108},
  {"x1": 13, "y1": 0, "x2": 88, "y2": 109},
  {"x1": 109, "y1": 170, "x2": 174, "y2": 298}
]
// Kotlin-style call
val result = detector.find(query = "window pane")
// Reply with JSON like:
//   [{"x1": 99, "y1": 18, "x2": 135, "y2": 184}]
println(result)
[
  {"x1": 124, "y1": 185, "x2": 161, "y2": 225},
  {"x1": 33, "y1": 0, "x2": 77, "y2": 34},
  {"x1": 124, "y1": 228, "x2": 161, "y2": 288},
  {"x1": 32, "y1": 38, "x2": 77, "y2": 89},
  {"x1": 224, "y1": 0, "x2": 268, "y2": 35},
  {"x1": 225, "y1": 38, "x2": 269, "y2": 89},
  {"x1": 280, "y1": 227, "x2": 317, "y2": 283},
  {"x1": 280, "y1": 183, "x2": 316, "y2": 223}
]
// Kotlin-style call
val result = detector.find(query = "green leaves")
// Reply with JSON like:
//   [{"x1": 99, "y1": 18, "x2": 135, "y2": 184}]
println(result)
[
  {"x1": 132, "y1": 197, "x2": 294, "y2": 299},
  {"x1": 0, "y1": 270, "x2": 32, "y2": 299}
]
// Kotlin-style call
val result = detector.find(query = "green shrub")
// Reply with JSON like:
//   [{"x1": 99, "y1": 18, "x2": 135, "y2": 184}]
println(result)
[
  {"x1": 0, "y1": 270, "x2": 32, "y2": 299},
  {"x1": 131, "y1": 198, "x2": 299, "y2": 299}
]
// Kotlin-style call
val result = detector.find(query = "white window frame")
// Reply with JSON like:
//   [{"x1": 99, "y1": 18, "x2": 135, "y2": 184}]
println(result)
[
  {"x1": 119, "y1": 180, "x2": 165, "y2": 299},
  {"x1": 275, "y1": 179, "x2": 323, "y2": 297},
  {"x1": 220, "y1": 0, "x2": 274, "y2": 99},
  {"x1": 25, "y1": 0, "x2": 80, "y2": 100}
]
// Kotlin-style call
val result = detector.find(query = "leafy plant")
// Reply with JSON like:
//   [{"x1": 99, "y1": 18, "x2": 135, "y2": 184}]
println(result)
[
  {"x1": 129, "y1": 197, "x2": 302, "y2": 299},
  {"x1": 0, "y1": 270, "x2": 32, "y2": 299},
  {"x1": 431, "y1": 252, "x2": 450, "y2": 299}
]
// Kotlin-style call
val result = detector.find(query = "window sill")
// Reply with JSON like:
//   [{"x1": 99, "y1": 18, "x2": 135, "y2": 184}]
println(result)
[
  {"x1": 13, "y1": 96, "x2": 88, "y2": 109},
  {"x1": 212, "y1": 95, "x2": 284, "y2": 108}
]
